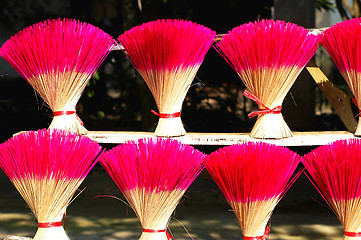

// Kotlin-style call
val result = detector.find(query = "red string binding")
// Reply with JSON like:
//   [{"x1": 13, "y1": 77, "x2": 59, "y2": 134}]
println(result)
[
  {"x1": 151, "y1": 110, "x2": 181, "y2": 119},
  {"x1": 53, "y1": 110, "x2": 76, "y2": 116},
  {"x1": 143, "y1": 228, "x2": 172, "y2": 240},
  {"x1": 243, "y1": 90, "x2": 282, "y2": 118},
  {"x1": 38, "y1": 221, "x2": 62, "y2": 228},
  {"x1": 243, "y1": 226, "x2": 270, "y2": 240},
  {"x1": 53, "y1": 110, "x2": 84, "y2": 126},
  {"x1": 345, "y1": 231, "x2": 361, "y2": 237}
]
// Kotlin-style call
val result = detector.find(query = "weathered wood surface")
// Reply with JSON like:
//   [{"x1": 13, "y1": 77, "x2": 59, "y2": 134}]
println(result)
[
  {"x1": 84, "y1": 131, "x2": 356, "y2": 146},
  {"x1": 306, "y1": 59, "x2": 357, "y2": 132}
]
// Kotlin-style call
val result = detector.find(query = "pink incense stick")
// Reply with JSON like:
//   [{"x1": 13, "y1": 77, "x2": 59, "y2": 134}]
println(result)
[
  {"x1": 318, "y1": 17, "x2": 361, "y2": 136},
  {"x1": 303, "y1": 139, "x2": 361, "y2": 240},
  {"x1": 0, "y1": 18, "x2": 115, "y2": 134},
  {"x1": 214, "y1": 19, "x2": 319, "y2": 139},
  {"x1": 205, "y1": 142, "x2": 301, "y2": 239},
  {"x1": 100, "y1": 137, "x2": 205, "y2": 240},
  {"x1": 118, "y1": 19, "x2": 216, "y2": 137},
  {"x1": 0, "y1": 129, "x2": 102, "y2": 240}
]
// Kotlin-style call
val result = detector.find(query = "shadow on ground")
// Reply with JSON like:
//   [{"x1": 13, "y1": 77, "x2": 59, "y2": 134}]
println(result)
[{"x1": 0, "y1": 166, "x2": 345, "y2": 240}]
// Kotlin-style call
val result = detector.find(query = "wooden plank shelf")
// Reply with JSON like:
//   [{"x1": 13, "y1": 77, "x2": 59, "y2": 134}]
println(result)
[{"x1": 84, "y1": 131, "x2": 356, "y2": 146}]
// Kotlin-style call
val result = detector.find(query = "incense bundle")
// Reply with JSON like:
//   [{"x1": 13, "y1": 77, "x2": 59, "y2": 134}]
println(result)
[
  {"x1": 302, "y1": 139, "x2": 361, "y2": 240},
  {"x1": 118, "y1": 19, "x2": 216, "y2": 137},
  {"x1": 319, "y1": 18, "x2": 361, "y2": 136},
  {"x1": 205, "y1": 142, "x2": 301, "y2": 239},
  {"x1": 0, "y1": 129, "x2": 102, "y2": 240},
  {"x1": 100, "y1": 137, "x2": 205, "y2": 240},
  {"x1": 214, "y1": 19, "x2": 319, "y2": 139},
  {"x1": 0, "y1": 18, "x2": 115, "y2": 134}
]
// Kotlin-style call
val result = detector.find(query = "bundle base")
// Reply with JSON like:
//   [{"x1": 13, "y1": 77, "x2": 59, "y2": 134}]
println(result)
[
  {"x1": 231, "y1": 198, "x2": 277, "y2": 239},
  {"x1": 33, "y1": 226, "x2": 69, "y2": 240},
  {"x1": 250, "y1": 113, "x2": 293, "y2": 139},
  {"x1": 154, "y1": 117, "x2": 186, "y2": 137},
  {"x1": 139, "y1": 232, "x2": 168, "y2": 240},
  {"x1": 49, "y1": 115, "x2": 87, "y2": 135},
  {"x1": 344, "y1": 236, "x2": 361, "y2": 240}
]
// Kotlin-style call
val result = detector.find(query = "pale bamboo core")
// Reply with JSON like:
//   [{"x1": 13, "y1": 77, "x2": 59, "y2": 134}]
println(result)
[
  {"x1": 11, "y1": 177, "x2": 84, "y2": 240},
  {"x1": 344, "y1": 236, "x2": 361, "y2": 240},
  {"x1": 33, "y1": 226, "x2": 69, "y2": 240},
  {"x1": 139, "y1": 231, "x2": 168, "y2": 240},
  {"x1": 123, "y1": 187, "x2": 187, "y2": 240},
  {"x1": 250, "y1": 112, "x2": 293, "y2": 139},
  {"x1": 138, "y1": 65, "x2": 200, "y2": 137},
  {"x1": 327, "y1": 197, "x2": 361, "y2": 240},
  {"x1": 49, "y1": 112, "x2": 86, "y2": 135},
  {"x1": 154, "y1": 117, "x2": 185, "y2": 137},
  {"x1": 239, "y1": 66, "x2": 303, "y2": 139},
  {"x1": 29, "y1": 70, "x2": 91, "y2": 135},
  {"x1": 229, "y1": 197, "x2": 279, "y2": 238}
]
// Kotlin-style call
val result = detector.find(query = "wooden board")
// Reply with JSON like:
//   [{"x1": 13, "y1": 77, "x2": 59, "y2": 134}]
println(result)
[{"x1": 84, "y1": 131, "x2": 356, "y2": 146}]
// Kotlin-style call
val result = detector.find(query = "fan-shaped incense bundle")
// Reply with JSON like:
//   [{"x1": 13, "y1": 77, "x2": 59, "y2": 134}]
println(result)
[
  {"x1": 0, "y1": 18, "x2": 115, "y2": 134},
  {"x1": 302, "y1": 139, "x2": 361, "y2": 240},
  {"x1": 319, "y1": 18, "x2": 361, "y2": 136},
  {"x1": 0, "y1": 129, "x2": 102, "y2": 240},
  {"x1": 100, "y1": 137, "x2": 205, "y2": 240},
  {"x1": 118, "y1": 19, "x2": 216, "y2": 137},
  {"x1": 214, "y1": 19, "x2": 319, "y2": 139},
  {"x1": 205, "y1": 142, "x2": 301, "y2": 239}
]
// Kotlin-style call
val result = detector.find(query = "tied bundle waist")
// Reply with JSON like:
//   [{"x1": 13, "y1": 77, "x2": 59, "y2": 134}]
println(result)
[
  {"x1": 151, "y1": 110, "x2": 181, "y2": 119},
  {"x1": 345, "y1": 231, "x2": 361, "y2": 237},
  {"x1": 243, "y1": 90, "x2": 282, "y2": 118},
  {"x1": 143, "y1": 228, "x2": 172, "y2": 239},
  {"x1": 243, "y1": 226, "x2": 270, "y2": 240},
  {"x1": 53, "y1": 110, "x2": 83, "y2": 126},
  {"x1": 38, "y1": 221, "x2": 62, "y2": 228}
]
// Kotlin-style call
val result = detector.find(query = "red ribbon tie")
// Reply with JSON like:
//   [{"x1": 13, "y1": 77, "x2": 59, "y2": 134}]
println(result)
[
  {"x1": 143, "y1": 228, "x2": 172, "y2": 240},
  {"x1": 243, "y1": 90, "x2": 282, "y2": 119},
  {"x1": 243, "y1": 226, "x2": 270, "y2": 240},
  {"x1": 53, "y1": 110, "x2": 84, "y2": 126},
  {"x1": 38, "y1": 221, "x2": 62, "y2": 228},
  {"x1": 53, "y1": 110, "x2": 76, "y2": 116},
  {"x1": 151, "y1": 110, "x2": 181, "y2": 119},
  {"x1": 345, "y1": 231, "x2": 361, "y2": 237}
]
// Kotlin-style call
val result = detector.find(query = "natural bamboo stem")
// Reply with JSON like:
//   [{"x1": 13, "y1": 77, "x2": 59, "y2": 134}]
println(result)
[
  {"x1": 250, "y1": 113, "x2": 293, "y2": 139},
  {"x1": 49, "y1": 114, "x2": 87, "y2": 135},
  {"x1": 139, "y1": 232, "x2": 168, "y2": 240},
  {"x1": 154, "y1": 117, "x2": 186, "y2": 137},
  {"x1": 33, "y1": 226, "x2": 69, "y2": 240}
]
